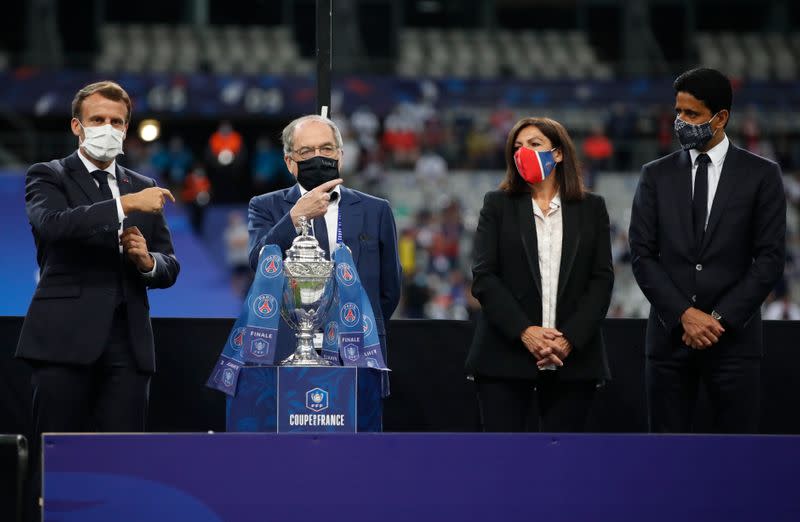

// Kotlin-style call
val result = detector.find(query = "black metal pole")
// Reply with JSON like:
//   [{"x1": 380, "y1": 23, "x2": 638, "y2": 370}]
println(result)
[{"x1": 316, "y1": 0, "x2": 332, "y2": 117}]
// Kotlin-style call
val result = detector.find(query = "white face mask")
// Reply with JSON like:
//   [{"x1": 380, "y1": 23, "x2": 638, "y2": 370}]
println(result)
[{"x1": 79, "y1": 122, "x2": 125, "y2": 162}]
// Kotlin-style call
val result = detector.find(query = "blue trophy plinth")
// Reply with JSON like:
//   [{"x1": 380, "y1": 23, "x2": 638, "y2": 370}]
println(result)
[{"x1": 226, "y1": 366, "x2": 383, "y2": 432}]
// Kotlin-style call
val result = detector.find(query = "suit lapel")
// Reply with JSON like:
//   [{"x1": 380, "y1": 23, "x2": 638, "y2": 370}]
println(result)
[
  {"x1": 557, "y1": 200, "x2": 580, "y2": 301},
  {"x1": 116, "y1": 164, "x2": 133, "y2": 196},
  {"x1": 65, "y1": 152, "x2": 103, "y2": 204},
  {"x1": 675, "y1": 151, "x2": 694, "y2": 248},
  {"x1": 116, "y1": 166, "x2": 141, "y2": 231},
  {"x1": 517, "y1": 194, "x2": 542, "y2": 297},
  {"x1": 339, "y1": 187, "x2": 363, "y2": 265},
  {"x1": 700, "y1": 144, "x2": 739, "y2": 255}
]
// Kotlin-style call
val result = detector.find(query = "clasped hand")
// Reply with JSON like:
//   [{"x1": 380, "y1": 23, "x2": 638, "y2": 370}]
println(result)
[
  {"x1": 121, "y1": 226, "x2": 154, "y2": 272},
  {"x1": 680, "y1": 307, "x2": 725, "y2": 349},
  {"x1": 520, "y1": 326, "x2": 572, "y2": 368}
]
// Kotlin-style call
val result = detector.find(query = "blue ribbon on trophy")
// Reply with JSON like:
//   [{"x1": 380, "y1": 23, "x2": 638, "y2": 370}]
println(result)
[
  {"x1": 241, "y1": 244, "x2": 286, "y2": 365},
  {"x1": 206, "y1": 244, "x2": 286, "y2": 395},
  {"x1": 331, "y1": 246, "x2": 389, "y2": 367},
  {"x1": 206, "y1": 306, "x2": 248, "y2": 396}
]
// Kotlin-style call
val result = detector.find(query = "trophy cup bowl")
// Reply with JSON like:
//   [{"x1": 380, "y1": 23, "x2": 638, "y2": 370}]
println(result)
[{"x1": 279, "y1": 216, "x2": 336, "y2": 366}]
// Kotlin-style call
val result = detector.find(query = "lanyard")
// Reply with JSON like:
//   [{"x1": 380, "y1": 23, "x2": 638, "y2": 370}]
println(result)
[{"x1": 336, "y1": 206, "x2": 343, "y2": 246}]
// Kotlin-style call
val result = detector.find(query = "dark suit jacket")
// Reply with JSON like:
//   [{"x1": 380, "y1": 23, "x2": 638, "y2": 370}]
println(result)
[
  {"x1": 247, "y1": 184, "x2": 402, "y2": 361},
  {"x1": 467, "y1": 190, "x2": 614, "y2": 381},
  {"x1": 16, "y1": 152, "x2": 180, "y2": 373},
  {"x1": 629, "y1": 143, "x2": 786, "y2": 359}
]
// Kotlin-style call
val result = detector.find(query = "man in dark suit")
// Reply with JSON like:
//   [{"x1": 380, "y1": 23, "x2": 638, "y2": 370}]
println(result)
[
  {"x1": 248, "y1": 115, "x2": 402, "y2": 361},
  {"x1": 18, "y1": 81, "x2": 180, "y2": 442},
  {"x1": 629, "y1": 68, "x2": 786, "y2": 433}
]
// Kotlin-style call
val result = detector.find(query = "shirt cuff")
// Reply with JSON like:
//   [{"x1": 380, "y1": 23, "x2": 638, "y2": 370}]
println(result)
[
  {"x1": 115, "y1": 196, "x2": 126, "y2": 228},
  {"x1": 140, "y1": 254, "x2": 157, "y2": 278}
]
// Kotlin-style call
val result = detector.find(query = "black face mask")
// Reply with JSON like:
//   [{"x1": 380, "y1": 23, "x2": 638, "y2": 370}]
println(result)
[{"x1": 296, "y1": 156, "x2": 340, "y2": 191}]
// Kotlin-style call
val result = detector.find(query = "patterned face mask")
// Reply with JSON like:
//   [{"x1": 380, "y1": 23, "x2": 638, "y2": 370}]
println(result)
[{"x1": 674, "y1": 113, "x2": 719, "y2": 151}]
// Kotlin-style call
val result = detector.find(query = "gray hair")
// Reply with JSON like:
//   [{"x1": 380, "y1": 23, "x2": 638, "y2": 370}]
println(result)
[{"x1": 281, "y1": 115, "x2": 344, "y2": 155}]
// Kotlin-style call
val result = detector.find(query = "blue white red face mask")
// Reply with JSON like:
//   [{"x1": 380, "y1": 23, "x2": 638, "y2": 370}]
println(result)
[{"x1": 514, "y1": 147, "x2": 557, "y2": 184}]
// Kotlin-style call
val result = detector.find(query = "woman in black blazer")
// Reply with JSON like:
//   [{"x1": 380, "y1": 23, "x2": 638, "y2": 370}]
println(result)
[{"x1": 467, "y1": 117, "x2": 614, "y2": 432}]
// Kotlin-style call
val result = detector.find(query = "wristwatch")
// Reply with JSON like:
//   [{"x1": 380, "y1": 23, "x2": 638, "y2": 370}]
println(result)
[{"x1": 711, "y1": 310, "x2": 723, "y2": 321}]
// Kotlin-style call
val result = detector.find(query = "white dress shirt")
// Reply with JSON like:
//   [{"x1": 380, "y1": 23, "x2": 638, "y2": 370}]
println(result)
[
  {"x1": 77, "y1": 149, "x2": 156, "y2": 276},
  {"x1": 532, "y1": 193, "x2": 563, "y2": 371},
  {"x1": 297, "y1": 183, "x2": 342, "y2": 256},
  {"x1": 532, "y1": 193, "x2": 563, "y2": 329},
  {"x1": 689, "y1": 135, "x2": 729, "y2": 228}
]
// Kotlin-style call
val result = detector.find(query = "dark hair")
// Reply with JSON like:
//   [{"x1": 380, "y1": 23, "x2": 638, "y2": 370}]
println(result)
[
  {"x1": 71, "y1": 81, "x2": 132, "y2": 123},
  {"x1": 673, "y1": 67, "x2": 733, "y2": 115},
  {"x1": 499, "y1": 117, "x2": 585, "y2": 201}
]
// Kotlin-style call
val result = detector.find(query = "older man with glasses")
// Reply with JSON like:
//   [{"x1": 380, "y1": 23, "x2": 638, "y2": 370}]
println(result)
[{"x1": 247, "y1": 114, "x2": 402, "y2": 363}]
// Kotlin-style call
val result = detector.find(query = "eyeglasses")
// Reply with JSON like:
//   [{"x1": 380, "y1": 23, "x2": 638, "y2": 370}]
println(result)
[{"x1": 291, "y1": 145, "x2": 339, "y2": 160}]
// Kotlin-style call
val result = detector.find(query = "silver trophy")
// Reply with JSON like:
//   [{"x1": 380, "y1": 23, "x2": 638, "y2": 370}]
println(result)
[{"x1": 279, "y1": 216, "x2": 336, "y2": 366}]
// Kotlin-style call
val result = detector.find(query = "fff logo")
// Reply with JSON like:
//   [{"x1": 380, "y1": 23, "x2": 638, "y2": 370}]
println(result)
[{"x1": 305, "y1": 387, "x2": 329, "y2": 412}]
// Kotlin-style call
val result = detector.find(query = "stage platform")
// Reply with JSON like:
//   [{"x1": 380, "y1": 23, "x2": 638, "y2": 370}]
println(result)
[{"x1": 42, "y1": 432, "x2": 800, "y2": 522}]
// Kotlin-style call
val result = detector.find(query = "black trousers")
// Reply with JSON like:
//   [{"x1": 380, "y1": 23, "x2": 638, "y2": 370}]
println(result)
[
  {"x1": 475, "y1": 373, "x2": 597, "y2": 432},
  {"x1": 646, "y1": 352, "x2": 760, "y2": 434},
  {"x1": 25, "y1": 304, "x2": 150, "y2": 521}
]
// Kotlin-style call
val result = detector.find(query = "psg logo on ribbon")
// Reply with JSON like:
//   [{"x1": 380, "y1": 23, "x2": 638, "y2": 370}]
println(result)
[
  {"x1": 340, "y1": 302, "x2": 360, "y2": 327},
  {"x1": 253, "y1": 294, "x2": 278, "y2": 319},
  {"x1": 260, "y1": 255, "x2": 282, "y2": 278},
  {"x1": 336, "y1": 263, "x2": 356, "y2": 286},
  {"x1": 362, "y1": 315, "x2": 373, "y2": 337},
  {"x1": 325, "y1": 321, "x2": 337, "y2": 345},
  {"x1": 229, "y1": 327, "x2": 246, "y2": 352}
]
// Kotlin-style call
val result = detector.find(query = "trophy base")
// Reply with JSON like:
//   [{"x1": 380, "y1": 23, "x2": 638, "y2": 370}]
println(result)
[{"x1": 280, "y1": 350, "x2": 333, "y2": 366}]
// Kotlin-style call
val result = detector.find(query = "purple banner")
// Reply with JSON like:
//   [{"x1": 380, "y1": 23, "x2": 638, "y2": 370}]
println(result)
[{"x1": 43, "y1": 433, "x2": 800, "y2": 521}]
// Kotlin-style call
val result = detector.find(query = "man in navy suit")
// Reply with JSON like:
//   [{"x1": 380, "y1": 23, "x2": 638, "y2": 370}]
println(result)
[
  {"x1": 629, "y1": 68, "x2": 786, "y2": 433},
  {"x1": 248, "y1": 114, "x2": 402, "y2": 362},
  {"x1": 18, "y1": 81, "x2": 180, "y2": 437}
]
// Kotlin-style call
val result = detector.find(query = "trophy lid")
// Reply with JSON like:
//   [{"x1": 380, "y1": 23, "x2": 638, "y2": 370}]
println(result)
[{"x1": 286, "y1": 216, "x2": 329, "y2": 262}]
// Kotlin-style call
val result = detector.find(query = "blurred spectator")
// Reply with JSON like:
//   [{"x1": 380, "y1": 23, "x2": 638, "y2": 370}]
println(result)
[
  {"x1": 208, "y1": 121, "x2": 247, "y2": 202},
  {"x1": 209, "y1": 121, "x2": 243, "y2": 160},
  {"x1": 466, "y1": 123, "x2": 495, "y2": 169},
  {"x1": 398, "y1": 228, "x2": 417, "y2": 275},
  {"x1": 764, "y1": 274, "x2": 800, "y2": 320},
  {"x1": 582, "y1": 124, "x2": 614, "y2": 186},
  {"x1": 181, "y1": 165, "x2": 212, "y2": 235},
  {"x1": 351, "y1": 105, "x2": 380, "y2": 151},
  {"x1": 414, "y1": 144, "x2": 448, "y2": 196},
  {"x1": 655, "y1": 106, "x2": 676, "y2": 157},
  {"x1": 606, "y1": 102, "x2": 637, "y2": 170},
  {"x1": 340, "y1": 125, "x2": 362, "y2": 175},
  {"x1": 118, "y1": 135, "x2": 151, "y2": 174},
  {"x1": 151, "y1": 137, "x2": 193, "y2": 191},
  {"x1": 401, "y1": 269, "x2": 431, "y2": 319},
  {"x1": 360, "y1": 149, "x2": 387, "y2": 197},
  {"x1": 252, "y1": 136, "x2": 290, "y2": 194},
  {"x1": 741, "y1": 106, "x2": 762, "y2": 153},
  {"x1": 382, "y1": 111, "x2": 419, "y2": 167},
  {"x1": 438, "y1": 199, "x2": 464, "y2": 270},
  {"x1": 224, "y1": 211, "x2": 253, "y2": 298},
  {"x1": 764, "y1": 293, "x2": 800, "y2": 320}
]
